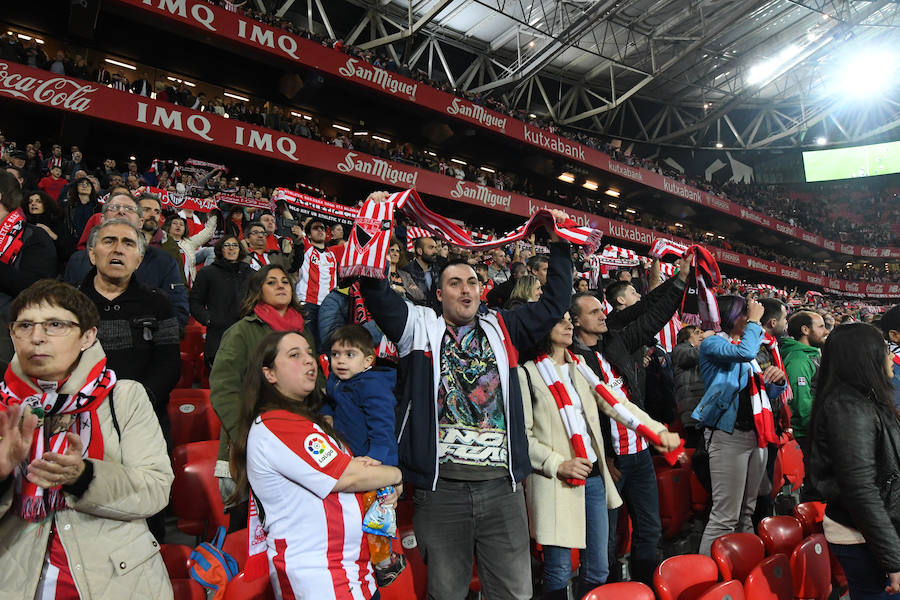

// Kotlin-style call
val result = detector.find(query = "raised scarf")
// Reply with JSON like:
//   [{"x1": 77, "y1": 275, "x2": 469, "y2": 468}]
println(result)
[
  {"x1": 0, "y1": 208, "x2": 27, "y2": 265},
  {"x1": 573, "y1": 350, "x2": 684, "y2": 465},
  {"x1": 533, "y1": 355, "x2": 590, "y2": 486},
  {"x1": 349, "y1": 283, "x2": 397, "y2": 361},
  {"x1": 339, "y1": 189, "x2": 602, "y2": 279},
  {"x1": 254, "y1": 304, "x2": 305, "y2": 332},
  {"x1": 763, "y1": 333, "x2": 792, "y2": 402},
  {"x1": 649, "y1": 239, "x2": 721, "y2": 330},
  {"x1": 718, "y1": 332, "x2": 779, "y2": 448},
  {"x1": 0, "y1": 353, "x2": 116, "y2": 522}
]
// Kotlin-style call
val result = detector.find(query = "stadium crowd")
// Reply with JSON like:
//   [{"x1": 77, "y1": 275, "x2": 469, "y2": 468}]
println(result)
[
  {"x1": 2, "y1": 118, "x2": 900, "y2": 599},
  {"x1": 2, "y1": 27, "x2": 898, "y2": 253}
]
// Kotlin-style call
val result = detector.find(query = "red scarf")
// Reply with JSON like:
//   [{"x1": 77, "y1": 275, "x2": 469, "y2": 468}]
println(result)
[
  {"x1": 720, "y1": 333, "x2": 778, "y2": 448},
  {"x1": 763, "y1": 333, "x2": 792, "y2": 402},
  {"x1": 649, "y1": 239, "x2": 721, "y2": 330},
  {"x1": 533, "y1": 355, "x2": 591, "y2": 486},
  {"x1": 248, "y1": 251, "x2": 270, "y2": 271},
  {"x1": 0, "y1": 353, "x2": 116, "y2": 522},
  {"x1": 0, "y1": 208, "x2": 27, "y2": 265},
  {"x1": 254, "y1": 303, "x2": 305, "y2": 332}
]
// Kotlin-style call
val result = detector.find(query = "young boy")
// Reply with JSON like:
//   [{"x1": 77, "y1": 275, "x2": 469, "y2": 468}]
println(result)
[{"x1": 325, "y1": 324, "x2": 406, "y2": 587}]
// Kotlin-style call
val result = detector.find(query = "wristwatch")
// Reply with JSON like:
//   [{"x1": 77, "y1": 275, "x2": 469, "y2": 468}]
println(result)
[{"x1": 747, "y1": 320, "x2": 761, "y2": 326}]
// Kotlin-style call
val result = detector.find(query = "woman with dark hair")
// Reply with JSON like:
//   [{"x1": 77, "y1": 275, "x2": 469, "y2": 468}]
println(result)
[
  {"x1": 519, "y1": 313, "x2": 678, "y2": 598},
  {"x1": 388, "y1": 237, "x2": 419, "y2": 300},
  {"x1": 25, "y1": 190, "x2": 74, "y2": 263},
  {"x1": 230, "y1": 330, "x2": 401, "y2": 599},
  {"x1": 692, "y1": 295, "x2": 786, "y2": 555},
  {"x1": 190, "y1": 235, "x2": 253, "y2": 368},
  {"x1": 809, "y1": 323, "x2": 900, "y2": 599},
  {"x1": 210, "y1": 264, "x2": 319, "y2": 516},
  {"x1": 574, "y1": 277, "x2": 590, "y2": 293},
  {"x1": 64, "y1": 176, "x2": 100, "y2": 240},
  {"x1": 161, "y1": 212, "x2": 217, "y2": 286}
]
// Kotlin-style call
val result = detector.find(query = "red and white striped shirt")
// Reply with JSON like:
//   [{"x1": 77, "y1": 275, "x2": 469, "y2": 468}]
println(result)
[
  {"x1": 594, "y1": 352, "x2": 646, "y2": 456},
  {"x1": 248, "y1": 250, "x2": 271, "y2": 272},
  {"x1": 247, "y1": 411, "x2": 376, "y2": 600},
  {"x1": 296, "y1": 240, "x2": 339, "y2": 305}
]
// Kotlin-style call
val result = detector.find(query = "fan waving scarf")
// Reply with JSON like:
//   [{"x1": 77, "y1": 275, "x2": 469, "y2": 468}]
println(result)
[
  {"x1": 649, "y1": 238, "x2": 722, "y2": 330},
  {"x1": 339, "y1": 189, "x2": 603, "y2": 279}
]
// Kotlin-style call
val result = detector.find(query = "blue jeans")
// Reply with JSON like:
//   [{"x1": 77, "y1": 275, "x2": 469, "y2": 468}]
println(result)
[
  {"x1": 830, "y1": 543, "x2": 891, "y2": 600},
  {"x1": 412, "y1": 477, "x2": 532, "y2": 599},
  {"x1": 607, "y1": 449, "x2": 662, "y2": 583},
  {"x1": 542, "y1": 474, "x2": 609, "y2": 591}
]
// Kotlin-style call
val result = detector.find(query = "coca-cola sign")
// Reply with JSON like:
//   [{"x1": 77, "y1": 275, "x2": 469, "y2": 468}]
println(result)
[{"x1": 0, "y1": 63, "x2": 96, "y2": 112}]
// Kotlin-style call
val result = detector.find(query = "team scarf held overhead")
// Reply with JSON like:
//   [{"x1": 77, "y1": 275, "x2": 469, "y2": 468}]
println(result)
[
  {"x1": 272, "y1": 187, "x2": 357, "y2": 227},
  {"x1": 650, "y1": 239, "x2": 722, "y2": 330},
  {"x1": 533, "y1": 355, "x2": 592, "y2": 486},
  {"x1": 339, "y1": 189, "x2": 603, "y2": 279},
  {"x1": 0, "y1": 207, "x2": 26, "y2": 265},
  {"x1": 718, "y1": 333, "x2": 779, "y2": 448},
  {"x1": 572, "y1": 350, "x2": 685, "y2": 465},
  {"x1": 0, "y1": 355, "x2": 116, "y2": 522}
]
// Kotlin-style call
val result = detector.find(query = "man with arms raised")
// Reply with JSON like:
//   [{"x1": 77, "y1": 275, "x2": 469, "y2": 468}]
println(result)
[{"x1": 361, "y1": 193, "x2": 573, "y2": 599}]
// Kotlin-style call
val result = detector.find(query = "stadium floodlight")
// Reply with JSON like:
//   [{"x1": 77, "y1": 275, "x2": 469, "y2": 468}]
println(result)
[
  {"x1": 834, "y1": 49, "x2": 899, "y2": 98},
  {"x1": 747, "y1": 44, "x2": 801, "y2": 85},
  {"x1": 715, "y1": 142, "x2": 724, "y2": 148},
  {"x1": 816, "y1": 136, "x2": 827, "y2": 145}
]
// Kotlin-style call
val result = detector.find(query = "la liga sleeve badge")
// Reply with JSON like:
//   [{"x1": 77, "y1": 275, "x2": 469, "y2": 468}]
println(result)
[{"x1": 304, "y1": 433, "x2": 338, "y2": 467}]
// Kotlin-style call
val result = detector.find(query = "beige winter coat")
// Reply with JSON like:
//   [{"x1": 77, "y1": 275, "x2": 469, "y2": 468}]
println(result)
[
  {"x1": 0, "y1": 343, "x2": 174, "y2": 600},
  {"x1": 519, "y1": 353, "x2": 665, "y2": 549}
]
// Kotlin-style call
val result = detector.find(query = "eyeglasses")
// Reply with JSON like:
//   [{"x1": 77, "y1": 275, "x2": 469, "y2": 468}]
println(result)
[
  {"x1": 222, "y1": 243, "x2": 240, "y2": 248},
  {"x1": 249, "y1": 230, "x2": 266, "y2": 236},
  {"x1": 10, "y1": 319, "x2": 80, "y2": 338},
  {"x1": 105, "y1": 203, "x2": 138, "y2": 214}
]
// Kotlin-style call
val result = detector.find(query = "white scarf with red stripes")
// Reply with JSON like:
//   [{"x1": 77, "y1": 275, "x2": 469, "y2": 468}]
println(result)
[
  {"x1": 533, "y1": 355, "x2": 591, "y2": 486},
  {"x1": 577, "y1": 350, "x2": 684, "y2": 464},
  {"x1": 339, "y1": 189, "x2": 603, "y2": 279},
  {"x1": 405, "y1": 227, "x2": 432, "y2": 251},
  {"x1": 718, "y1": 333, "x2": 779, "y2": 448},
  {"x1": 762, "y1": 333, "x2": 792, "y2": 402}
]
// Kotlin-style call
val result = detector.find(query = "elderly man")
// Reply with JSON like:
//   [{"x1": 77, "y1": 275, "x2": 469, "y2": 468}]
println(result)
[
  {"x1": 63, "y1": 191, "x2": 189, "y2": 327},
  {"x1": 76, "y1": 218, "x2": 180, "y2": 432}
]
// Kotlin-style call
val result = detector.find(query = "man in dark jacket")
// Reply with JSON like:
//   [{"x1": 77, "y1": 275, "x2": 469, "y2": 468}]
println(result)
[
  {"x1": 672, "y1": 325, "x2": 713, "y2": 448},
  {"x1": 0, "y1": 170, "x2": 57, "y2": 369},
  {"x1": 63, "y1": 191, "x2": 189, "y2": 328},
  {"x1": 361, "y1": 204, "x2": 572, "y2": 600},
  {"x1": 570, "y1": 257, "x2": 689, "y2": 585},
  {"x1": 400, "y1": 235, "x2": 439, "y2": 310}
]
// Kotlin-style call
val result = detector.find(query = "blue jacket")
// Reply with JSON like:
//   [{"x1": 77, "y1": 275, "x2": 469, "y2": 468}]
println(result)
[
  {"x1": 361, "y1": 242, "x2": 573, "y2": 491},
  {"x1": 891, "y1": 351, "x2": 900, "y2": 411},
  {"x1": 325, "y1": 368, "x2": 399, "y2": 466},
  {"x1": 692, "y1": 322, "x2": 786, "y2": 433}
]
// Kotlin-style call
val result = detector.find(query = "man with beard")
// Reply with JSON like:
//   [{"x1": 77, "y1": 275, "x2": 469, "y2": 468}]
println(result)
[
  {"x1": 139, "y1": 194, "x2": 165, "y2": 246},
  {"x1": 401, "y1": 236, "x2": 439, "y2": 311},
  {"x1": 781, "y1": 311, "x2": 829, "y2": 459}
]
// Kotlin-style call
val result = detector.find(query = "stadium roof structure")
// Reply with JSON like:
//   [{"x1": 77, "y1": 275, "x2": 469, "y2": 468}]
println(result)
[{"x1": 275, "y1": 0, "x2": 900, "y2": 150}]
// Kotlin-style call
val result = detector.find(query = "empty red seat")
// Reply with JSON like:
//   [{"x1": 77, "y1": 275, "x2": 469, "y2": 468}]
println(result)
[
  {"x1": 657, "y1": 467, "x2": 692, "y2": 539},
  {"x1": 172, "y1": 441, "x2": 228, "y2": 538},
  {"x1": 758, "y1": 516, "x2": 804, "y2": 557},
  {"x1": 161, "y1": 543, "x2": 206, "y2": 600},
  {"x1": 744, "y1": 554, "x2": 792, "y2": 600},
  {"x1": 697, "y1": 580, "x2": 745, "y2": 600},
  {"x1": 712, "y1": 533, "x2": 766, "y2": 582},
  {"x1": 177, "y1": 352, "x2": 196, "y2": 389},
  {"x1": 171, "y1": 579, "x2": 207, "y2": 600},
  {"x1": 779, "y1": 441, "x2": 805, "y2": 493},
  {"x1": 655, "y1": 554, "x2": 720, "y2": 600},
  {"x1": 792, "y1": 502, "x2": 825, "y2": 537},
  {"x1": 790, "y1": 534, "x2": 831, "y2": 600},
  {"x1": 222, "y1": 571, "x2": 275, "y2": 600},
  {"x1": 168, "y1": 390, "x2": 221, "y2": 448},
  {"x1": 181, "y1": 324, "x2": 206, "y2": 359},
  {"x1": 653, "y1": 454, "x2": 672, "y2": 473},
  {"x1": 223, "y1": 529, "x2": 249, "y2": 571},
  {"x1": 582, "y1": 581, "x2": 655, "y2": 600}
]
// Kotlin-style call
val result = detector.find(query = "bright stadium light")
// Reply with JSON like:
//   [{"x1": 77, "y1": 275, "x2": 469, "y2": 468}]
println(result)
[
  {"x1": 835, "y1": 49, "x2": 899, "y2": 98},
  {"x1": 816, "y1": 136, "x2": 827, "y2": 145},
  {"x1": 747, "y1": 44, "x2": 801, "y2": 85}
]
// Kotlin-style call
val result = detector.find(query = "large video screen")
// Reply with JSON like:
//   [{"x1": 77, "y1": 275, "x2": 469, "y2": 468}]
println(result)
[{"x1": 803, "y1": 140, "x2": 900, "y2": 182}]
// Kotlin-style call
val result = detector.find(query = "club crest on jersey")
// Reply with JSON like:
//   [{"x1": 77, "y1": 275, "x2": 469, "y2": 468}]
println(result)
[{"x1": 304, "y1": 433, "x2": 338, "y2": 467}]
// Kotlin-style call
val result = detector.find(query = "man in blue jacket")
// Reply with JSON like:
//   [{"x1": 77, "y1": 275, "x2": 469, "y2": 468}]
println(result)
[{"x1": 361, "y1": 205, "x2": 572, "y2": 600}]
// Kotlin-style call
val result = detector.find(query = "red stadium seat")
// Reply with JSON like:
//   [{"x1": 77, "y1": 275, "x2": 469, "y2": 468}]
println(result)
[
  {"x1": 696, "y1": 580, "x2": 745, "y2": 600},
  {"x1": 181, "y1": 324, "x2": 206, "y2": 359},
  {"x1": 582, "y1": 581, "x2": 655, "y2": 600},
  {"x1": 652, "y1": 454, "x2": 672, "y2": 473},
  {"x1": 757, "y1": 516, "x2": 804, "y2": 557},
  {"x1": 790, "y1": 535, "x2": 831, "y2": 600},
  {"x1": 223, "y1": 529, "x2": 249, "y2": 570},
  {"x1": 657, "y1": 467, "x2": 692, "y2": 539},
  {"x1": 791, "y1": 503, "x2": 825, "y2": 537},
  {"x1": 176, "y1": 352, "x2": 196, "y2": 389},
  {"x1": 222, "y1": 571, "x2": 275, "y2": 600},
  {"x1": 712, "y1": 533, "x2": 766, "y2": 582},
  {"x1": 778, "y1": 441, "x2": 805, "y2": 493},
  {"x1": 655, "y1": 554, "x2": 719, "y2": 600},
  {"x1": 171, "y1": 579, "x2": 207, "y2": 600},
  {"x1": 168, "y1": 390, "x2": 221, "y2": 448},
  {"x1": 172, "y1": 441, "x2": 228, "y2": 538},
  {"x1": 161, "y1": 543, "x2": 206, "y2": 600},
  {"x1": 744, "y1": 554, "x2": 792, "y2": 600},
  {"x1": 615, "y1": 507, "x2": 632, "y2": 558}
]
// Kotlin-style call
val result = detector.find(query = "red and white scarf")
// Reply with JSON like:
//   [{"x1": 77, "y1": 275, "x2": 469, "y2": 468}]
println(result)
[
  {"x1": 339, "y1": 189, "x2": 603, "y2": 279},
  {"x1": 244, "y1": 494, "x2": 268, "y2": 580},
  {"x1": 649, "y1": 238, "x2": 721, "y2": 330},
  {"x1": 405, "y1": 227, "x2": 432, "y2": 251},
  {"x1": 247, "y1": 251, "x2": 271, "y2": 271},
  {"x1": 533, "y1": 355, "x2": 591, "y2": 486},
  {"x1": 763, "y1": 333, "x2": 792, "y2": 402},
  {"x1": 719, "y1": 333, "x2": 779, "y2": 448},
  {"x1": 599, "y1": 245, "x2": 640, "y2": 267},
  {"x1": 0, "y1": 354, "x2": 116, "y2": 522},
  {"x1": 576, "y1": 350, "x2": 684, "y2": 465},
  {"x1": 0, "y1": 208, "x2": 27, "y2": 265},
  {"x1": 656, "y1": 316, "x2": 682, "y2": 354}
]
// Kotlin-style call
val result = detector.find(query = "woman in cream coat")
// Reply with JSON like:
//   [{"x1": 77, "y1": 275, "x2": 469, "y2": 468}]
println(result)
[{"x1": 519, "y1": 312, "x2": 677, "y2": 599}]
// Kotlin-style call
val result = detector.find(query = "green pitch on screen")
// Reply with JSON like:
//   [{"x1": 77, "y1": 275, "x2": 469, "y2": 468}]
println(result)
[{"x1": 803, "y1": 140, "x2": 900, "y2": 182}]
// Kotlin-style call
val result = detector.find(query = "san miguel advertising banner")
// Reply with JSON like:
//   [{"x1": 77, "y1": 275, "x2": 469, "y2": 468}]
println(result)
[
  {"x1": 109, "y1": 0, "x2": 900, "y2": 261},
  {"x1": 1, "y1": 60, "x2": 896, "y2": 298}
]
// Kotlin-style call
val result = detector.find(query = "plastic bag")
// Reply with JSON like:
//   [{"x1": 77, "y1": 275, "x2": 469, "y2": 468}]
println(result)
[{"x1": 362, "y1": 485, "x2": 397, "y2": 538}]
